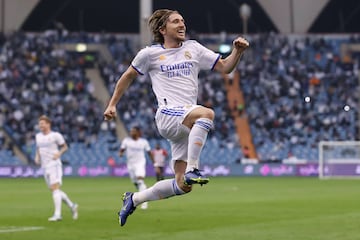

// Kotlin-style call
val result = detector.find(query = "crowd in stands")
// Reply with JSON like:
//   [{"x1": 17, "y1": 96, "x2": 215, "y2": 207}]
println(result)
[
  {"x1": 0, "y1": 30, "x2": 359, "y2": 166},
  {"x1": 0, "y1": 31, "x2": 106, "y2": 164},
  {"x1": 236, "y1": 33, "x2": 359, "y2": 161}
]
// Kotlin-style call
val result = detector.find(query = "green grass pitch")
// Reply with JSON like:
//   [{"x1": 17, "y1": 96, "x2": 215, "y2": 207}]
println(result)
[{"x1": 1, "y1": 177, "x2": 360, "y2": 240}]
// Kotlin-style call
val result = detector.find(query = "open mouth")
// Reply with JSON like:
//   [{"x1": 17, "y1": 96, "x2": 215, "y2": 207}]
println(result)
[{"x1": 177, "y1": 30, "x2": 185, "y2": 36}]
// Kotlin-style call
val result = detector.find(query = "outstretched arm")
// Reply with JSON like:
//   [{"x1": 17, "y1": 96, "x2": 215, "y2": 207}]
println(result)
[
  {"x1": 214, "y1": 36, "x2": 249, "y2": 74},
  {"x1": 104, "y1": 66, "x2": 138, "y2": 120}
]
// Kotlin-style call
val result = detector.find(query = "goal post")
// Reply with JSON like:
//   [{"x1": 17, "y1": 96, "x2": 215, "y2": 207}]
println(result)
[{"x1": 319, "y1": 141, "x2": 360, "y2": 179}]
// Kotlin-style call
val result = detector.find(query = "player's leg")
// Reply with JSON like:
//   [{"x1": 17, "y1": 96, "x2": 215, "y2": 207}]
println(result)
[
  {"x1": 182, "y1": 106, "x2": 214, "y2": 185},
  {"x1": 118, "y1": 160, "x2": 191, "y2": 226},
  {"x1": 48, "y1": 182, "x2": 63, "y2": 221},
  {"x1": 118, "y1": 106, "x2": 201, "y2": 226},
  {"x1": 133, "y1": 160, "x2": 191, "y2": 204},
  {"x1": 48, "y1": 165, "x2": 78, "y2": 221},
  {"x1": 45, "y1": 166, "x2": 62, "y2": 221},
  {"x1": 134, "y1": 163, "x2": 148, "y2": 209},
  {"x1": 155, "y1": 166, "x2": 162, "y2": 181},
  {"x1": 118, "y1": 137, "x2": 191, "y2": 226},
  {"x1": 58, "y1": 187, "x2": 78, "y2": 220},
  {"x1": 158, "y1": 166, "x2": 165, "y2": 181},
  {"x1": 134, "y1": 163, "x2": 147, "y2": 192},
  {"x1": 127, "y1": 166, "x2": 139, "y2": 190}
]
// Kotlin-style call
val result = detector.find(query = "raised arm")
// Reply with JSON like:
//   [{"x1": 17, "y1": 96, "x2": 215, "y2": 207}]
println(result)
[
  {"x1": 214, "y1": 36, "x2": 249, "y2": 74},
  {"x1": 104, "y1": 66, "x2": 139, "y2": 120}
]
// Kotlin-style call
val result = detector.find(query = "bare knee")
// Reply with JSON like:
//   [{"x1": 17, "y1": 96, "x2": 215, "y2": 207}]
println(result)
[
  {"x1": 201, "y1": 108, "x2": 215, "y2": 120},
  {"x1": 50, "y1": 183, "x2": 60, "y2": 191},
  {"x1": 183, "y1": 107, "x2": 215, "y2": 128}
]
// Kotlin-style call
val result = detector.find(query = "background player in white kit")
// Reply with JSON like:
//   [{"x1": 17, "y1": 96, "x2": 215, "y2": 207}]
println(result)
[
  {"x1": 119, "y1": 126, "x2": 153, "y2": 209},
  {"x1": 103, "y1": 9, "x2": 249, "y2": 226},
  {"x1": 151, "y1": 143, "x2": 168, "y2": 181},
  {"x1": 35, "y1": 115, "x2": 78, "y2": 221}
]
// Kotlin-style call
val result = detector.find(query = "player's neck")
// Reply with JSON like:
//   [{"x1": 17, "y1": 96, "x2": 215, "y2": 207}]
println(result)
[
  {"x1": 163, "y1": 40, "x2": 183, "y2": 49},
  {"x1": 42, "y1": 129, "x2": 51, "y2": 135}
]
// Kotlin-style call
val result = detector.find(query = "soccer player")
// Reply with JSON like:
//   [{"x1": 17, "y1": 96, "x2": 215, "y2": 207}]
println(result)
[
  {"x1": 35, "y1": 115, "x2": 78, "y2": 221},
  {"x1": 103, "y1": 9, "x2": 249, "y2": 226},
  {"x1": 119, "y1": 126, "x2": 153, "y2": 209},
  {"x1": 151, "y1": 143, "x2": 168, "y2": 181}
]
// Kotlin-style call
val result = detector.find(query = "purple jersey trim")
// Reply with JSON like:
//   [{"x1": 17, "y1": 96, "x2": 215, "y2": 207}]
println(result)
[
  {"x1": 131, "y1": 64, "x2": 144, "y2": 75},
  {"x1": 211, "y1": 54, "x2": 221, "y2": 71}
]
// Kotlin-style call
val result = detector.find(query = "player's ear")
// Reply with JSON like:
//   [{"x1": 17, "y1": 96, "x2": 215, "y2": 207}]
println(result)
[{"x1": 159, "y1": 27, "x2": 166, "y2": 35}]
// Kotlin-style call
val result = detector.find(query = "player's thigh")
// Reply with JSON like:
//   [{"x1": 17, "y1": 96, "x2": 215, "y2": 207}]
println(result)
[
  {"x1": 155, "y1": 105, "x2": 200, "y2": 141},
  {"x1": 129, "y1": 163, "x2": 146, "y2": 179},
  {"x1": 182, "y1": 106, "x2": 215, "y2": 128},
  {"x1": 44, "y1": 165, "x2": 63, "y2": 188},
  {"x1": 127, "y1": 165, "x2": 137, "y2": 182}
]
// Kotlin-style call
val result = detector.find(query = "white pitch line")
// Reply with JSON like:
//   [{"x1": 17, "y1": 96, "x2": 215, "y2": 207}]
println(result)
[{"x1": 0, "y1": 226, "x2": 44, "y2": 233}]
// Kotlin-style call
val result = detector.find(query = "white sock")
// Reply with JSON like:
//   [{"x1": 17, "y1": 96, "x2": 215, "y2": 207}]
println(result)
[
  {"x1": 59, "y1": 190, "x2": 74, "y2": 208},
  {"x1": 52, "y1": 189, "x2": 62, "y2": 217},
  {"x1": 132, "y1": 179, "x2": 185, "y2": 206},
  {"x1": 186, "y1": 118, "x2": 213, "y2": 172},
  {"x1": 137, "y1": 179, "x2": 147, "y2": 192}
]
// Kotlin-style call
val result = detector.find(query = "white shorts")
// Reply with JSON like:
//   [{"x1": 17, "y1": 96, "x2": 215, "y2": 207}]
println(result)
[
  {"x1": 44, "y1": 164, "x2": 63, "y2": 188},
  {"x1": 127, "y1": 162, "x2": 146, "y2": 182},
  {"x1": 155, "y1": 105, "x2": 201, "y2": 172}
]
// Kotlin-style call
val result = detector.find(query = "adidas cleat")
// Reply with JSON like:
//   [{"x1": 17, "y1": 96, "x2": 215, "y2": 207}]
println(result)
[
  {"x1": 118, "y1": 192, "x2": 136, "y2": 226},
  {"x1": 184, "y1": 169, "x2": 209, "y2": 186}
]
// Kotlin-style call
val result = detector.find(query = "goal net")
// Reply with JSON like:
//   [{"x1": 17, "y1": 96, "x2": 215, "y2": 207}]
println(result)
[{"x1": 319, "y1": 141, "x2": 360, "y2": 179}]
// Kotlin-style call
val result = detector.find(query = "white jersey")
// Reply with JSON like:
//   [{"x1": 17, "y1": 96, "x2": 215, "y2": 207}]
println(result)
[
  {"x1": 131, "y1": 40, "x2": 220, "y2": 107},
  {"x1": 151, "y1": 148, "x2": 168, "y2": 167},
  {"x1": 121, "y1": 137, "x2": 151, "y2": 165},
  {"x1": 35, "y1": 131, "x2": 65, "y2": 169}
]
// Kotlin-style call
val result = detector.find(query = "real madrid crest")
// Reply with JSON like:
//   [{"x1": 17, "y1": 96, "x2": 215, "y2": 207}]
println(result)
[{"x1": 184, "y1": 51, "x2": 192, "y2": 60}]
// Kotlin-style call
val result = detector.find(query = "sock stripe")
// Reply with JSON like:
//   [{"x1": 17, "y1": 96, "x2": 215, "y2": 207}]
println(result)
[{"x1": 195, "y1": 119, "x2": 213, "y2": 131}]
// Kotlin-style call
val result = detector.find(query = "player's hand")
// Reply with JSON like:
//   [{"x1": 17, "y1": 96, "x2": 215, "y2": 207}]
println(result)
[
  {"x1": 233, "y1": 37, "x2": 249, "y2": 52},
  {"x1": 53, "y1": 152, "x2": 61, "y2": 160},
  {"x1": 104, "y1": 105, "x2": 117, "y2": 121}
]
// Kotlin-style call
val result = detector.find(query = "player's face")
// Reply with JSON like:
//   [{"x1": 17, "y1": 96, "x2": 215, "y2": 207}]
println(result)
[
  {"x1": 162, "y1": 13, "x2": 186, "y2": 43},
  {"x1": 38, "y1": 120, "x2": 50, "y2": 133},
  {"x1": 130, "y1": 128, "x2": 139, "y2": 139}
]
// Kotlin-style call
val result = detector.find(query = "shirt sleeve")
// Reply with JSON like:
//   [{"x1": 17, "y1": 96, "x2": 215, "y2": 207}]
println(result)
[
  {"x1": 120, "y1": 138, "x2": 127, "y2": 150},
  {"x1": 55, "y1": 132, "x2": 66, "y2": 146},
  {"x1": 144, "y1": 140, "x2": 151, "y2": 152},
  {"x1": 131, "y1": 47, "x2": 150, "y2": 75},
  {"x1": 194, "y1": 41, "x2": 221, "y2": 70}
]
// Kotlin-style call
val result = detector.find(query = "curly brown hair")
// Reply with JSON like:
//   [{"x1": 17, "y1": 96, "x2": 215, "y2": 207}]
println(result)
[{"x1": 148, "y1": 9, "x2": 179, "y2": 44}]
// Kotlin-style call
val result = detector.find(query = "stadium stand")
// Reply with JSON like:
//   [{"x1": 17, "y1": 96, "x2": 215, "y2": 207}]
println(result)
[
  {"x1": 236, "y1": 33, "x2": 359, "y2": 162},
  {"x1": 0, "y1": 31, "x2": 359, "y2": 166}
]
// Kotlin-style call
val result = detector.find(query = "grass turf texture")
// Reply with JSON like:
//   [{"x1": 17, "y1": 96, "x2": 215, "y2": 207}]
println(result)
[{"x1": 1, "y1": 177, "x2": 359, "y2": 240}]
